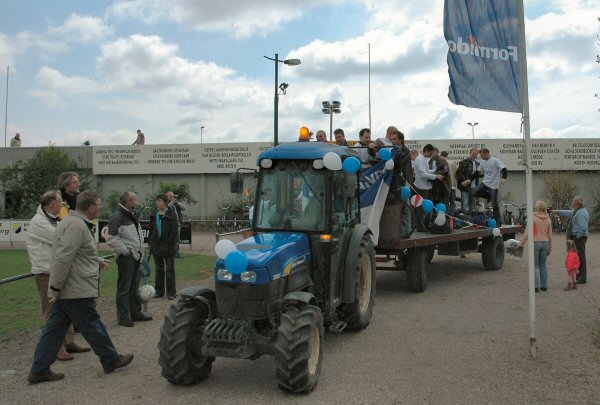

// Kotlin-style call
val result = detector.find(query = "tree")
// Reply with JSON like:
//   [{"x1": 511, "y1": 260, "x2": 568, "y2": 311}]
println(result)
[
  {"x1": 0, "y1": 147, "x2": 91, "y2": 218},
  {"x1": 543, "y1": 171, "x2": 577, "y2": 210}
]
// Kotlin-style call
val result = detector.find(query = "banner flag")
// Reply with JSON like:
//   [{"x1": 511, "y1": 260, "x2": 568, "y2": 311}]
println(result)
[
  {"x1": 359, "y1": 159, "x2": 394, "y2": 245},
  {"x1": 444, "y1": 0, "x2": 522, "y2": 113}
]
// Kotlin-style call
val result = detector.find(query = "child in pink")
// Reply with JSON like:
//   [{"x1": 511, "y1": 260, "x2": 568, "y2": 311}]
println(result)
[{"x1": 564, "y1": 240, "x2": 580, "y2": 291}]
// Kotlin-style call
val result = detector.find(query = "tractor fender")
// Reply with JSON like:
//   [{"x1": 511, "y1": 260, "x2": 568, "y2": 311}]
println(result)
[
  {"x1": 178, "y1": 286, "x2": 218, "y2": 316},
  {"x1": 178, "y1": 286, "x2": 216, "y2": 301},
  {"x1": 342, "y1": 224, "x2": 372, "y2": 304},
  {"x1": 282, "y1": 291, "x2": 318, "y2": 306}
]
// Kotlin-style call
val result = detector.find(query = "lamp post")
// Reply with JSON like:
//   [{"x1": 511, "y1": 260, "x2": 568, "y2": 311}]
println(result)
[
  {"x1": 321, "y1": 101, "x2": 341, "y2": 141},
  {"x1": 201, "y1": 126, "x2": 205, "y2": 143},
  {"x1": 263, "y1": 54, "x2": 301, "y2": 146},
  {"x1": 468, "y1": 122, "x2": 478, "y2": 139}
]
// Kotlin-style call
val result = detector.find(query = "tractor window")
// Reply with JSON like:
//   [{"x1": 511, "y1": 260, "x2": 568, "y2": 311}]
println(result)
[
  {"x1": 332, "y1": 171, "x2": 359, "y2": 230},
  {"x1": 256, "y1": 162, "x2": 326, "y2": 232}
]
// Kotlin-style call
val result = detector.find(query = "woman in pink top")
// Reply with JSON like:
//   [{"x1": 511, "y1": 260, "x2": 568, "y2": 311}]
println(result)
[{"x1": 519, "y1": 200, "x2": 553, "y2": 292}]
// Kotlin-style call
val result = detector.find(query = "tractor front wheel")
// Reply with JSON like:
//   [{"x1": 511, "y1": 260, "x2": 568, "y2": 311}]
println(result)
[
  {"x1": 275, "y1": 305, "x2": 324, "y2": 394},
  {"x1": 158, "y1": 300, "x2": 214, "y2": 385}
]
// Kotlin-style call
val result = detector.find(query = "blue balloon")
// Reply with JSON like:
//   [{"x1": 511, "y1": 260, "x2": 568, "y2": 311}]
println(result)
[
  {"x1": 342, "y1": 156, "x2": 361, "y2": 174},
  {"x1": 379, "y1": 148, "x2": 392, "y2": 161},
  {"x1": 436, "y1": 203, "x2": 447, "y2": 213},
  {"x1": 422, "y1": 199, "x2": 434, "y2": 213},
  {"x1": 401, "y1": 186, "x2": 411, "y2": 201},
  {"x1": 225, "y1": 250, "x2": 248, "y2": 275},
  {"x1": 488, "y1": 218, "x2": 497, "y2": 228}
]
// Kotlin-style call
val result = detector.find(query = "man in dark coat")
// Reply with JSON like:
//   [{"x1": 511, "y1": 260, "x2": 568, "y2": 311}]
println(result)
[{"x1": 455, "y1": 148, "x2": 480, "y2": 214}]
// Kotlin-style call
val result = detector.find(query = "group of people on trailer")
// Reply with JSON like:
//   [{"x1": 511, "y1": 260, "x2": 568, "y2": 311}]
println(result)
[{"x1": 317, "y1": 125, "x2": 508, "y2": 232}]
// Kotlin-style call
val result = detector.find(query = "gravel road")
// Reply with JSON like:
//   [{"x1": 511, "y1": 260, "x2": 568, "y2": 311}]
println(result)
[{"x1": 1, "y1": 234, "x2": 599, "y2": 404}]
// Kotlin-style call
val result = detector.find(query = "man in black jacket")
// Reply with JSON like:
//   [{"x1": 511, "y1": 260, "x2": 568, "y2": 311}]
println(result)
[
  {"x1": 455, "y1": 148, "x2": 480, "y2": 214},
  {"x1": 107, "y1": 192, "x2": 152, "y2": 327},
  {"x1": 391, "y1": 131, "x2": 413, "y2": 237}
]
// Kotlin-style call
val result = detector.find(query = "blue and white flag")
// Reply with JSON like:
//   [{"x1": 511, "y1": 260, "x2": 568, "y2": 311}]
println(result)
[
  {"x1": 359, "y1": 159, "x2": 394, "y2": 245},
  {"x1": 444, "y1": 0, "x2": 522, "y2": 113}
]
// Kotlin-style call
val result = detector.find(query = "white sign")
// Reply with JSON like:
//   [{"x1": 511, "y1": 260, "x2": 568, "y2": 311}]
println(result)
[
  {"x1": 93, "y1": 143, "x2": 272, "y2": 175},
  {"x1": 0, "y1": 220, "x2": 31, "y2": 242},
  {"x1": 403, "y1": 138, "x2": 600, "y2": 171},
  {"x1": 93, "y1": 139, "x2": 600, "y2": 174}
]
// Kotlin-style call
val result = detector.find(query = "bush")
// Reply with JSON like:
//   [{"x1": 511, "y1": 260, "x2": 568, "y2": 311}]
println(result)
[{"x1": 543, "y1": 171, "x2": 577, "y2": 210}]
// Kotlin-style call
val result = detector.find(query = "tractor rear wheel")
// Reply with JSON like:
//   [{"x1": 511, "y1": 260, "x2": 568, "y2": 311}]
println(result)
[
  {"x1": 338, "y1": 234, "x2": 376, "y2": 330},
  {"x1": 158, "y1": 300, "x2": 214, "y2": 385},
  {"x1": 275, "y1": 305, "x2": 324, "y2": 394}
]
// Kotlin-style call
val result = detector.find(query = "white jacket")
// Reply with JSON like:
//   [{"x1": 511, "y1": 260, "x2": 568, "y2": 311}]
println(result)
[{"x1": 26, "y1": 205, "x2": 59, "y2": 275}]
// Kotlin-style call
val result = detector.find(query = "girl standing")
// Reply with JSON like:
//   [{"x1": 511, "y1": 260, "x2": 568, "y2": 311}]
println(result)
[{"x1": 564, "y1": 240, "x2": 580, "y2": 291}]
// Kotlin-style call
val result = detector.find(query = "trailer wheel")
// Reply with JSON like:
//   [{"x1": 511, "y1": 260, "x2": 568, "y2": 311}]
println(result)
[
  {"x1": 407, "y1": 248, "x2": 428, "y2": 292},
  {"x1": 276, "y1": 305, "x2": 324, "y2": 394},
  {"x1": 482, "y1": 236, "x2": 505, "y2": 271},
  {"x1": 158, "y1": 300, "x2": 214, "y2": 385},
  {"x1": 426, "y1": 246, "x2": 435, "y2": 264},
  {"x1": 338, "y1": 234, "x2": 376, "y2": 330}
]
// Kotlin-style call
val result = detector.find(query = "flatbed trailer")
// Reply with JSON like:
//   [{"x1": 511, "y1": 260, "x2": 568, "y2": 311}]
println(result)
[{"x1": 374, "y1": 224, "x2": 522, "y2": 292}]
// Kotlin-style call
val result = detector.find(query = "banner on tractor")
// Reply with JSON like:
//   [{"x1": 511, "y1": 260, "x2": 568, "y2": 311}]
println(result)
[
  {"x1": 359, "y1": 159, "x2": 394, "y2": 245},
  {"x1": 444, "y1": 0, "x2": 522, "y2": 113}
]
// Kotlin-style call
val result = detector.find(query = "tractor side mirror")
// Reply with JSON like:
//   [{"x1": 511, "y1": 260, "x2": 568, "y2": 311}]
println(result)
[{"x1": 230, "y1": 173, "x2": 243, "y2": 193}]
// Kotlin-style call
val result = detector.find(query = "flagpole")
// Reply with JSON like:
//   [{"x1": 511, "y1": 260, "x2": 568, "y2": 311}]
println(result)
[
  {"x1": 4, "y1": 65, "x2": 8, "y2": 147},
  {"x1": 368, "y1": 43, "x2": 372, "y2": 132},
  {"x1": 517, "y1": 0, "x2": 536, "y2": 358}
]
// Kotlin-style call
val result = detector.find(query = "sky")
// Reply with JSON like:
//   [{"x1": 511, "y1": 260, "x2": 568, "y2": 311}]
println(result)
[{"x1": 0, "y1": 0, "x2": 598, "y2": 147}]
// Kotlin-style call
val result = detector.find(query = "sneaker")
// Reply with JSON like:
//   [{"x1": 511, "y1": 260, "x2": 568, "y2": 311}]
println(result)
[
  {"x1": 118, "y1": 320, "x2": 134, "y2": 327},
  {"x1": 132, "y1": 315, "x2": 153, "y2": 322},
  {"x1": 540, "y1": 288, "x2": 547, "y2": 292},
  {"x1": 28, "y1": 370, "x2": 65, "y2": 384},
  {"x1": 103, "y1": 354, "x2": 134, "y2": 374},
  {"x1": 167, "y1": 295, "x2": 176, "y2": 300},
  {"x1": 535, "y1": 288, "x2": 539, "y2": 293}
]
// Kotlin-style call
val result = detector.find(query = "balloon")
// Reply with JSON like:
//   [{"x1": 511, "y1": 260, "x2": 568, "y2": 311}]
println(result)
[
  {"x1": 323, "y1": 152, "x2": 342, "y2": 171},
  {"x1": 435, "y1": 203, "x2": 447, "y2": 213},
  {"x1": 215, "y1": 239, "x2": 236, "y2": 260},
  {"x1": 434, "y1": 212, "x2": 446, "y2": 226},
  {"x1": 342, "y1": 156, "x2": 361, "y2": 174},
  {"x1": 488, "y1": 218, "x2": 497, "y2": 228},
  {"x1": 401, "y1": 187, "x2": 411, "y2": 201},
  {"x1": 492, "y1": 228, "x2": 501, "y2": 237},
  {"x1": 422, "y1": 199, "x2": 434, "y2": 213},
  {"x1": 379, "y1": 148, "x2": 392, "y2": 161},
  {"x1": 225, "y1": 250, "x2": 248, "y2": 275},
  {"x1": 384, "y1": 159, "x2": 395, "y2": 170},
  {"x1": 410, "y1": 194, "x2": 423, "y2": 208}
]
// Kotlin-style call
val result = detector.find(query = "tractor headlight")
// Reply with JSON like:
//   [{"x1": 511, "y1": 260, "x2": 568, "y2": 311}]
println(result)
[
  {"x1": 217, "y1": 268, "x2": 232, "y2": 281},
  {"x1": 240, "y1": 271, "x2": 257, "y2": 283}
]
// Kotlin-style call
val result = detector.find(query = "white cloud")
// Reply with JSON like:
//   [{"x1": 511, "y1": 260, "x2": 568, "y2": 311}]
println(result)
[
  {"x1": 108, "y1": 0, "x2": 343, "y2": 38},
  {"x1": 27, "y1": 89, "x2": 67, "y2": 109},
  {"x1": 49, "y1": 14, "x2": 113, "y2": 44},
  {"x1": 35, "y1": 66, "x2": 102, "y2": 94}
]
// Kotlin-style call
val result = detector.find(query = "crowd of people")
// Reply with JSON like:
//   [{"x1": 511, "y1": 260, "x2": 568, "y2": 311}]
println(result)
[{"x1": 24, "y1": 171, "x2": 185, "y2": 383}]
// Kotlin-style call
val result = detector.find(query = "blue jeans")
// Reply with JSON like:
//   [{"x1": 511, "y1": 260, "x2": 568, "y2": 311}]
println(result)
[
  {"x1": 116, "y1": 255, "x2": 143, "y2": 322},
  {"x1": 460, "y1": 190, "x2": 475, "y2": 214},
  {"x1": 471, "y1": 183, "x2": 501, "y2": 225},
  {"x1": 534, "y1": 241, "x2": 549, "y2": 289},
  {"x1": 30, "y1": 298, "x2": 119, "y2": 375}
]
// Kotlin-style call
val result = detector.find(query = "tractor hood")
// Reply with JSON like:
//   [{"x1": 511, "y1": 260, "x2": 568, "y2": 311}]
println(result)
[{"x1": 217, "y1": 232, "x2": 311, "y2": 282}]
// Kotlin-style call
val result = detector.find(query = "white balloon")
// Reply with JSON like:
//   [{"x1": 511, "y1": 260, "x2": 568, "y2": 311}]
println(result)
[
  {"x1": 384, "y1": 159, "x2": 395, "y2": 170},
  {"x1": 215, "y1": 239, "x2": 236, "y2": 259},
  {"x1": 492, "y1": 228, "x2": 501, "y2": 237},
  {"x1": 323, "y1": 152, "x2": 342, "y2": 171},
  {"x1": 434, "y1": 212, "x2": 446, "y2": 226}
]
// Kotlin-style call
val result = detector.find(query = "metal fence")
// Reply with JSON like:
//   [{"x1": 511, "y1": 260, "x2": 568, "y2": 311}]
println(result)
[{"x1": 191, "y1": 218, "x2": 251, "y2": 233}]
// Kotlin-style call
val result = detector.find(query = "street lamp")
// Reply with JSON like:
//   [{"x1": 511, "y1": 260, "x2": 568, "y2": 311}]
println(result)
[
  {"x1": 263, "y1": 54, "x2": 301, "y2": 146},
  {"x1": 322, "y1": 101, "x2": 341, "y2": 141},
  {"x1": 201, "y1": 126, "x2": 205, "y2": 143},
  {"x1": 468, "y1": 122, "x2": 478, "y2": 139}
]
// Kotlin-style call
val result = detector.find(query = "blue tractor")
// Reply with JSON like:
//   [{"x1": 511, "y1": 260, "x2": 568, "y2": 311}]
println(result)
[{"x1": 157, "y1": 141, "x2": 376, "y2": 393}]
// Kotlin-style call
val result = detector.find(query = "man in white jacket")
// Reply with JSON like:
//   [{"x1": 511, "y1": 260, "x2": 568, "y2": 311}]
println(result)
[{"x1": 27, "y1": 190, "x2": 90, "y2": 360}]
